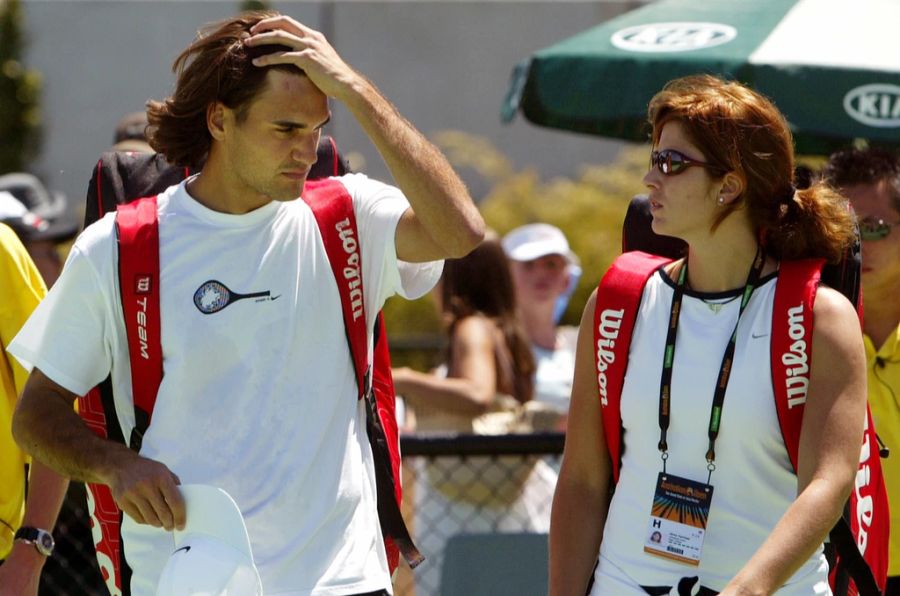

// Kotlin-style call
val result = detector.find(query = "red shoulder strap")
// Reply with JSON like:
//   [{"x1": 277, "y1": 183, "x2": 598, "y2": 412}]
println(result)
[
  {"x1": 770, "y1": 259, "x2": 822, "y2": 472},
  {"x1": 301, "y1": 178, "x2": 422, "y2": 571},
  {"x1": 301, "y1": 178, "x2": 369, "y2": 399},
  {"x1": 595, "y1": 251, "x2": 672, "y2": 482},
  {"x1": 115, "y1": 195, "x2": 163, "y2": 450},
  {"x1": 773, "y1": 259, "x2": 889, "y2": 594},
  {"x1": 373, "y1": 312, "x2": 400, "y2": 482}
]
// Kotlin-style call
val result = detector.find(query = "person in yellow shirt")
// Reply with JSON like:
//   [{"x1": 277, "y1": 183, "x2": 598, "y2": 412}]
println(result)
[
  {"x1": 825, "y1": 147, "x2": 900, "y2": 592},
  {"x1": 0, "y1": 223, "x2": 68, "y2": 594}
]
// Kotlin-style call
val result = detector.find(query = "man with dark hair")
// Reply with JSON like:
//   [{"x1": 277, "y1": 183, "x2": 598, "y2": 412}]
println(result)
[
  {"x1": 10, "y1": 11, "x2": 482, "y2": 595},
  {"x1": 824, "y1": 146, "x2": 900, "y2": 590}
]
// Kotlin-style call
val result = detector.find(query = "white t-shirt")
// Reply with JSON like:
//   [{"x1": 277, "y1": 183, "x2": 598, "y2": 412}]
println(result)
[
  {"x1": 531, "y1": 325, "x2": 577, "y2": 414},
  {"x1": 9, "y1": 174, "x2": 442, "y2": 596},
  {"x1": 592, "y1": 270, "x2": 830, "y2": 595}
]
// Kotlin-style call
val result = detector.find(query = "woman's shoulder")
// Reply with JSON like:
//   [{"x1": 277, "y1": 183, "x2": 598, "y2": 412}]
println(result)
[
  {"x1": 812, "y1": 284, "x2": 859, "y2": 324},
  {"x1": 452, "y1": 313, "x2": 499, "y2": 344},
  {"x1": 805, "y1": 284, "x2": 865, "y2": 374}
]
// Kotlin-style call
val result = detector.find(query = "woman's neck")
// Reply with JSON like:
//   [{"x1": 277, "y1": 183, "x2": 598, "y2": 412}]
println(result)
[
  {"x1": 683, "y1": 224, "x2": 761, "y2": 292},
  {"x1": 519, "y1": 302, "x2": 558, "y2": 350}
]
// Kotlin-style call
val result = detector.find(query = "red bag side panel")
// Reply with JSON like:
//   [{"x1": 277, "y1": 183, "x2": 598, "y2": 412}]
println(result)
[
  {"x1": 594, "y1": 251, "x2": 671, "y2": 482},
  {"x1": 78, "y1": 388, "x2": 126, "y2": 595},
  {"x1": 772, "y1": 259, "x2": 888, "y2": 594}
]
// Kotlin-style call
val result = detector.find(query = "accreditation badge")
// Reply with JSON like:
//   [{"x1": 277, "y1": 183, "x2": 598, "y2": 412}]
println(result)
[{"x1": 643, "y1": 473, "x2": 714, "y2": 566}]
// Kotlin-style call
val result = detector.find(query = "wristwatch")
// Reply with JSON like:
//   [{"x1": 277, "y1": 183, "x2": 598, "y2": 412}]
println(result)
[{"x1": 13, "y1": 526, "x2": 55, "y2": 556}]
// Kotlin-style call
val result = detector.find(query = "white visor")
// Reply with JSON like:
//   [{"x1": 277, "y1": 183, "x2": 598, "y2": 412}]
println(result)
[
  {"x1": 501, "y1": 223, "x2": 578, "y2": 266},
  {"x1": 156, "y1": 485, "x2": 263, "y2": 596}
]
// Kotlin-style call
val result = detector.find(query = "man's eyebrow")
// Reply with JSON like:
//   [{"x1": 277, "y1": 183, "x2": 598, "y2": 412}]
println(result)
[{"x1": 273, "y1": 115, "x2": 332, "y2": 130}]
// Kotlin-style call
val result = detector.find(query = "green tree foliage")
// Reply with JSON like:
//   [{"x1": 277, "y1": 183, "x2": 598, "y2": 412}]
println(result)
[
  {"x1": 383, "y1": 131, "x2": 650, "y2": 366},
  {"x1": 0, "y1": 0, "x2": 42, "y2": 174}
]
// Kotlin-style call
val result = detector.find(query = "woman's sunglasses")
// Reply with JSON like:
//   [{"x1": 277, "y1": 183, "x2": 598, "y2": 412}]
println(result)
[
  {"x1": 650, "y1": 149, "x2": 723, "y2": 176},
  {"x1": 859, "y1": 216, "x2": 896, "y2": 241}
]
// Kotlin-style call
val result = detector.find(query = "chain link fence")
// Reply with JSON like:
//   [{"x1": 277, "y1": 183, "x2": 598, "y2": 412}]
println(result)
[
  {"x1": 31, "y1": 433, "x2": 564, "y2": 596},
  {"x1": 38, "y1": 483, "x2": 106, "y2": 595},
  {"x1": 395, "y1": 433, "x2": 563, "y2": 596}
]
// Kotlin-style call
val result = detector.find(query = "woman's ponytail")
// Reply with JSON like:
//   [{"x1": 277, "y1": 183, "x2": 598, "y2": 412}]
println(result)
[{"x1": 764, "y1": 182, "x2": 855, "y2": 263}]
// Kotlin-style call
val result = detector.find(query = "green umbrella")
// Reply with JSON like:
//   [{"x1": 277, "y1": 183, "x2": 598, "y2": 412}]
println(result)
[{"x1": 502, "y1": 0, "x2": 900, "y2": 153}]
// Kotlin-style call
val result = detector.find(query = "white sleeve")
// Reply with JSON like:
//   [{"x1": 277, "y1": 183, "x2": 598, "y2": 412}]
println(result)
[
  {"x1": 8, "y1": 239, "x2": 117, "y2": 397},
  {"x1": 342, "y1": 174, "x2": 443, "y2": 308}
]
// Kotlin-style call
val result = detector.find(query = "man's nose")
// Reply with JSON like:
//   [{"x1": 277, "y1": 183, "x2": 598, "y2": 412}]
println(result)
[{"x1": 292, "y1": 136, "x2": 318, "y2": 165}]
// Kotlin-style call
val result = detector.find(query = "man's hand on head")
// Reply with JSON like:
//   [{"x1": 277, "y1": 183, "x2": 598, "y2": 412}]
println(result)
[
  {"x1": 246, "y1": 16, "x2": 362, "y2": 101},
  {"x1": 243, "y1": 14, "x2": 483, "y2": 262}
]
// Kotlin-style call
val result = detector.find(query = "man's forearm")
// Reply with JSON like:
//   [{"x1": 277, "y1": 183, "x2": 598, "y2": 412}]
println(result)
[
  {"x1": 342, "y1": 78, "x2": 484, "y2": 258},
  {"x1": 13, "y1": 388, "x2": 130, "y2": 486}
]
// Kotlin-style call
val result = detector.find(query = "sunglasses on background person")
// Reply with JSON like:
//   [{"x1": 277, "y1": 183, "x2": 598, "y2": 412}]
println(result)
[
  {"x1": 650, "y1": 149, "x2": 726, "y2": 177},
  {"x1": 859, "y1": 216, "x2": 897, "y2": 242}
]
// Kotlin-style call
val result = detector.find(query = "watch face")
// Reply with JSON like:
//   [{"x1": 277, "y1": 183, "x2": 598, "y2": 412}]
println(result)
[
  {"x1": 14, "y1": 527, "x2": 54, "y2": 555},
  {"x1": 37, "y1": 531, "x2": 55, "y2": 555}
]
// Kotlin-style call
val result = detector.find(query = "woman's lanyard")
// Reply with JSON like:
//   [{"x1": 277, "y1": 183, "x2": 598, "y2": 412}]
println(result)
[{"x1": 657, "y1": 247, "x2": 766, "y2": 483}]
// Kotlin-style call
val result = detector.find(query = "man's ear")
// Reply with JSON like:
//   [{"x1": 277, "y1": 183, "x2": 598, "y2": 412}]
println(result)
[
  {"x1": 719, "y1": 171, "x2": 746, "y2": 205},
  {"x1": 207, "y1": 102, "x2": 228, "y2": 141}
]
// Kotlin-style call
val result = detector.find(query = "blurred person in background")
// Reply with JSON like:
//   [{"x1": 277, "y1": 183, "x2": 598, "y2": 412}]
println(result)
[
  {"x1": 394, "y1": 234, "x2": 560, "y2": 594},
  {"x1": 0, "y1": 174, "x2": 80, "y2": 287},
  {"x1": 824, "y1": 146, "x2": 900, "y2": 591},
  {"x1": 499, "y1": 224, "x2": 581, "y2": 587},
  {"x1": 0, "y1": 223, "x2": 68, "y2": 595},
  {"x1": 111, "y1": 111, "x2": 154, "y2": 154},
  {"x1": 503, "y1": 223, "x2": 581, "y2": 429},
  {"x1": 393, "y1": 232, "x2": 535, "y2": 429},
  {"x1": 0, "y1": 178, "x2": 99, "y2": 593}
]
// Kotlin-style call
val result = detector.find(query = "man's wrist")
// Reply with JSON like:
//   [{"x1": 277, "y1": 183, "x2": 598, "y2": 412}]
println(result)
[
  {"x1": 338, "y1": 76, "x2": 383, "y2": 117},
  {"x1": 93, "y1": 442, "x2": 139, "y2": 487},
  {"x1": 13, "y1": 526, "x2": 55, "y2": 557}
]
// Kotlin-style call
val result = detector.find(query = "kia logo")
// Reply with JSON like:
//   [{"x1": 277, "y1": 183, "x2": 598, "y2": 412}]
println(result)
[
  {"x1": 844, "y1": 84, "x2": 900, "y2": 128},
  {"x1": 611, "y1": 22, "x2": 737, "y2": 53}
]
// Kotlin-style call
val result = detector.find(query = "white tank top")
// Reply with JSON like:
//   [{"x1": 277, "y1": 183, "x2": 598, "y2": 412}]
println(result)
[{"x1": 592, "y1": 269, "x2": 830, "y2": 594}]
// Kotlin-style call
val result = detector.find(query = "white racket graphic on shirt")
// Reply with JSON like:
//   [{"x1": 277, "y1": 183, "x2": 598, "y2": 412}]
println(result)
[{"x1": 193, "y1": 280, "x2": 272, "y2": 315}]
